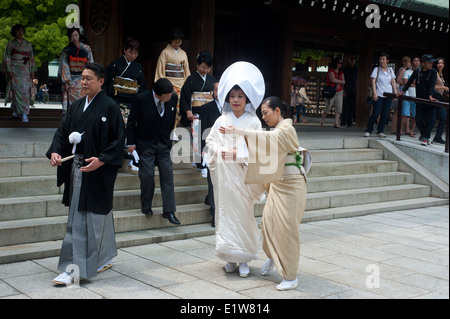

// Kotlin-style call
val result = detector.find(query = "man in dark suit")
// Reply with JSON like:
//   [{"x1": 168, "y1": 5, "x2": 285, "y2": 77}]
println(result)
[
  {"x1": 127, "y1": 78, "x2": 180, "y2": 225},
  {"x1": 198, "y1": 81, "x2": 221, "y2": 227}
]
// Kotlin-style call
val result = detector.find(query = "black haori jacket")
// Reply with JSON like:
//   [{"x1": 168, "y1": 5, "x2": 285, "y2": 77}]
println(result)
[{"x1": 46, "y1": 90, "x2": 125, "y2": 215}]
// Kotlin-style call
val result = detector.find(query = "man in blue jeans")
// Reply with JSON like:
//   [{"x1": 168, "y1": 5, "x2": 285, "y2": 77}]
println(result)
[{"x1": 399, "y1": 54, "x2": 438, "y2": 146}]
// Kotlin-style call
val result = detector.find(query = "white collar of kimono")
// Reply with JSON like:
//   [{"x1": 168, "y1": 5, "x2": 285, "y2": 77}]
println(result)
[
  {"x1": 196, "y1": 71, "x2": 207, "y2": 82},
  {"x1": 218, "y1": 61, "x2": 265, "y2": 116},
  {"x1": 123, "y1": 55, "x2": 132, "y2": 65},
  {"x1": 84, "y1": 91, "x2": 100, "y2": 112},
  {"x1": 230, "y1": 111, "x2": 248, "y2": 126}
]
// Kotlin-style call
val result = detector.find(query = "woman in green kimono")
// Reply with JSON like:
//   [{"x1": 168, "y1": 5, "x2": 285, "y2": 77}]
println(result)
[{"x1": 2, "y1": 24, "x2": 37, "y2": 122}]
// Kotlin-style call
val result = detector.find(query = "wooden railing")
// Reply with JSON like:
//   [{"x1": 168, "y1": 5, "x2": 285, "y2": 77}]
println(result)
[{"x1": 384, "y1": 93, "x2": 449, "y2": 153}]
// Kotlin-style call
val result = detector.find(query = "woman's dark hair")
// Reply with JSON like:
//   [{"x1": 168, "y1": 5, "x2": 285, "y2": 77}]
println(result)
[
  {"x1": 261, "y1": 96, "x2": 290, "y2": 118},
  {"x1": 379, "y1": 52, "x2": 390, "y2": 61},
  {"x1": 83, "y1": 62, "x2": 106, "y2": 80},
  {"x1": 123, "y1": 37, "x2": 140, "y2": 52},
  {"x1": 225, "y1": 85, "x2": 250, "y2": 104},
  {"x1": 11, "y1": 24, "x2": 25, "y2": 37},
  {"x1": 331, "y1": 57, "x2": 343, "y2": 70},
  {"x1": 197, "y1": 50, "x2": 213, "y2": 67},
  {"x1": 154, "y1": 78, "x2": 174, "y2": 96},
  {"x1": 67, "y1": 27, "x2": 80, "y2": 39},
  {"x1": 170, "y1": 28, "x2": 185, "y2": 41}
]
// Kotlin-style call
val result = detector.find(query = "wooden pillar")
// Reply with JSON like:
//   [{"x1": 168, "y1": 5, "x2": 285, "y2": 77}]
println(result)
[
  {"x1": 277, "y1": 18, "x2": 294, "y2": 104},
  {"x1": 189, "y1": 0, "x2": 215, "y2": 73},
  {"x1": 355, "y1": 35, "x2": 374, "y2": 128}
]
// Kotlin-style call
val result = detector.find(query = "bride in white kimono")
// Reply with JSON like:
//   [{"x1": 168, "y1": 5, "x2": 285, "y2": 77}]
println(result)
[{"x1": 205, "y1": 62, "x2": 266, "y2": 278}]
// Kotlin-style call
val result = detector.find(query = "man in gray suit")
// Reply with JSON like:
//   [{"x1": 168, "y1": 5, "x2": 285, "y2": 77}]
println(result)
[{"x1": 127, "y1": 78, "x2": 180, "y2": 225}]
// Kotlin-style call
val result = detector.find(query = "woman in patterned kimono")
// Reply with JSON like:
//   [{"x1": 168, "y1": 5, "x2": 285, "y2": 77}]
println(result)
[
  {"x1": 220, "y1": 96, "x2": 311, "y2": 291},
  {"x1": 2, "y1": 24, "x2": 37, "y2": 122},
  {"x1": 154, "y1": 28, "x2": 190, "y2": 136},
  {"x1": 205, "y1": 62, "x2": 266, "y2": 278},
  {"x1": 59, "y1": 28, "x2": 94, "y2": 114}
]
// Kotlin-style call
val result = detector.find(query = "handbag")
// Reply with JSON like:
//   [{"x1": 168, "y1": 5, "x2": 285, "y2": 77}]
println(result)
[{"x1": 322, "y1": 85, "x2": 336, "y2": 99}]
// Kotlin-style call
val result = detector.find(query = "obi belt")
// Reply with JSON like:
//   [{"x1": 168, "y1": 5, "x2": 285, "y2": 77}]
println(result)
[
  {"x1": 113, "y1": 76, "x2": 139, "y2": 95},
  {"x1": 11, "y1": 49, "x2": 30, "y2": 65},
  {"x1": 284, "y1": 148, "x2": 312, "y2": 178},
  {"x1": 165, "y1": 63, "x2": 184, "y2": 78},
  {"x1": 191, "y1": 91, "x2": 213, "y2": 107},
  {"x1": 69, "y1": 56, "x2": 88, "y2": 74}
]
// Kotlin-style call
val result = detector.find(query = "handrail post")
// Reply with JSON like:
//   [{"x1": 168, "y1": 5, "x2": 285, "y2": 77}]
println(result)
[
  {"x1": 397, "y1": 99, "x2": 403, "y2": 142},
  {"x1": 446, "y1": 108, "x2": 449, "y2": 153}
]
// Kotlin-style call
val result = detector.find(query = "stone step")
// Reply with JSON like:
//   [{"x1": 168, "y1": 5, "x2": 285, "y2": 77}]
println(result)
[
  {"x1": 0, "y1": 203, "x2": 211, "y2": 248},
  {"x1": 0, "y1": 169, "x2": 207, "y2": 199},
  {"x1": 308, "y1": 160, "x2": 399, "y2": 177},
  {"x1": 0, "y1": 185, "x2": 208, "y2": 222},
  {"x1": 307, "y1": 172, "x2": 414, "y2": 193},
  {"x1": 0, "y1": 171, "x2": 414, "y2": 222},
  {"x1": 0, "y1": 148, "x2": 381, "y2": 178},
  {"x1": 0, "y1": 157, "x2": 199, "y2": 178},
  {"x1": 1, "y1": 198, "x2": 447, "y2": 264},
  {"x1": 0, "y1": 159, "x2": 398, "y2": 199},
  {"x1": 306, "y1": 184, "x2": 431, "y2": 211},
  {"x1": 0, "y1": 183, "x2": 431, "y2": 247},
  {"x1": 309, "y1": 148, "x2": 383, "y2": 162}
]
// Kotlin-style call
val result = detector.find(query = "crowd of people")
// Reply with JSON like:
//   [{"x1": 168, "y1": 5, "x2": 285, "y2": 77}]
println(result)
[{"x1": 364, "y1": 52, "x2": 448, "y2": 146}]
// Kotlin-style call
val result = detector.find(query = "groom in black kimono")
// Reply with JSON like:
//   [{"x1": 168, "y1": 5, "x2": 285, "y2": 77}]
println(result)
[
  {"x1": 47, "y1": 62, "x2": 125, "y2": 284},
  {"x1": 127, "y1": 78, "x2": 180, "y2": 225}
]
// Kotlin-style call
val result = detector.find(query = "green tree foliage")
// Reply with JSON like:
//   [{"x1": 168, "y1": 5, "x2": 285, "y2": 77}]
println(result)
[
  {"x1": 293, "y1": 49, "x2": 332, "y2": 65},
  {"x1": 0, "y1": 0, "x2": 78, "y2": 68}
]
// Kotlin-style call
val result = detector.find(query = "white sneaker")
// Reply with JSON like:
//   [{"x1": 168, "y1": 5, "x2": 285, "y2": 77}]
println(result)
[
  {"x1": 377, "y1": 133, "x2": 386, "y2": 138},
  {"x1": 224, "y1": 262, "x2": 237, "y2": 273},
  {"x1": 22, "y1": 114, "x2": 29, "y2": 123},
  {"x1": 261, "y1": 258, "x2": 275, "y2": 276},
  {"x1": 277, "y1": 278, "x2": 298, "y2": 291},
  {"x1": 364, "y1": 132, "x2": 370, "y2": 137},
  {"x1": 52, "y1": 272, "x2": 73, "y2": 285},
  {"x1": 239, "y1": 263, "x2": 250, "y2": 278},
  {"x1": 201, "y1": 168, "x2": 208, "y2": 178}
]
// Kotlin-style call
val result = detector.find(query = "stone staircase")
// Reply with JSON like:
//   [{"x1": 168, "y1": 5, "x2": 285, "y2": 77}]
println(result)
[
  {"x1": 0, "y1": 138, "x2": 448, "y2": 264},
  {"x1": 0, "y1": 108, "x2": 62, "y2": 128}
]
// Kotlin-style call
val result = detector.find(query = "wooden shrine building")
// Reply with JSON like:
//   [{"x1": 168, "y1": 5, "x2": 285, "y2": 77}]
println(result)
[{"x1": 77, "y1": 0, "x2": 450, "y2": 126}]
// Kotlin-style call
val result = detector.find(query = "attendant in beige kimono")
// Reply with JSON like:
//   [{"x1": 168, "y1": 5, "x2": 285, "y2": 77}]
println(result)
[
  {"x1": 154, "y1": 29, "x2": 190, "y2": 134},
  {"x1": 220, "y1": 96, "x2": 311, "y2": 291}
]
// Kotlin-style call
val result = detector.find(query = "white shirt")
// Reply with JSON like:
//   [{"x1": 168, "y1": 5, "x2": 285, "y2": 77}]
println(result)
[
  {"x1": 403, "y1": 69, "x2": 416, "y2": 97},
  {"x1": 153, "y1": 90, "x2": 165, "y2": 117},
  {"x1": 371, "y1": 67, "x2": 396, "y2": 98}
]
